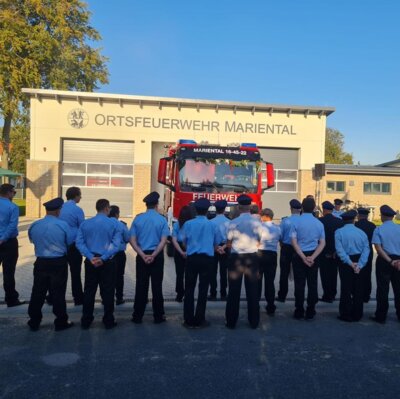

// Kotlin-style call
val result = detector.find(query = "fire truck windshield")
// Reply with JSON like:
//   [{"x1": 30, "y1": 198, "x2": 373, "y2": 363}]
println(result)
[{"x1": 178, "y1": 158, "x2": 258, "y2": 193}]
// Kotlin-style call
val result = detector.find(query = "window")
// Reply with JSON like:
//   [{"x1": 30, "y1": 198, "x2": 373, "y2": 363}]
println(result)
[
  {"x1": 327, "y1": 181, "x2": 345, "y2": 193},
  {"x1": 62, "y1": 162, "x2": 134, "y2": 189},
  {"x1": 363, "y1": 182, "x2": 391, "y2": 194},
  {"x1": 262, "y1": 168, "x2": 298, "y2": 193}
]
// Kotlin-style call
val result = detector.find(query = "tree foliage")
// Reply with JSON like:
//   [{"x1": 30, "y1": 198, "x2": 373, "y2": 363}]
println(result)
[
  {"x1": 0, "y1": 0, "x2": 109, "y2": 169},
  {"x1": 325, "y1": 128, "x2": 354, "y2": 164}
]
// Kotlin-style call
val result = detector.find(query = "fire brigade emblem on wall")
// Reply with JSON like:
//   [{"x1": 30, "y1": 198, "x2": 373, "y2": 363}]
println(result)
[{"x1": 68, "y1": 109, "x2": 89, "y2": 129}]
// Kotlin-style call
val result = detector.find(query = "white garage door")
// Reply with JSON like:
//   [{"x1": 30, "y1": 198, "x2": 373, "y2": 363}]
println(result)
[{"x1": 62, "y1": 139, "x2": 135, "y2": 217}]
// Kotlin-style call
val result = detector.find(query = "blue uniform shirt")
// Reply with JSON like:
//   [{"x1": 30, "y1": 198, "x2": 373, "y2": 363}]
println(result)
[
  {"x1": 181, "y1": 216, "x2": 220, "y2": 256},
  {"x1": 372, "y1": 221, "x2": 400, "y2": 255},
  {"x1": 335, "y1": 224, "x2": 370, "y2": 268},
  {"x1": 227, "y1": 213, "x2": 263, "y2": 254},
  {"x1": 28, "y1": 215, "x2": 73, "y2": 258},
  {"x1": 76, "y1": 213, "x2": 121, "y2": 261},
  {"x1": 0, "y1": 197, "x2": 19, "y2": 241},
  {"x1": 117, "y1": 220, "x2": 130, "y2": 252},
  {"x1": 290, "y1": 213, "x2": 325, "y2": 252},
  {"x1": 172, "y1": 222, "x2": 184, "y2": 243},
  {"x1": 130, "y1": 209, "x2": 169, "y2": 251},
  {"x1": 332, "y1": 209, "x2": 343, "y2": 219},
  {"x1": 210, "y1": 214, "x2": 230, "y2": 244},
  {"x1": 59, "y1": 200, "x2": 85, "y2": 242},
  {"x1": 259, "y1": 221, "x2": 281, "y2": 252},
  {"x1": 280, "y1": 214, "x2": 300, "y2": 245}
]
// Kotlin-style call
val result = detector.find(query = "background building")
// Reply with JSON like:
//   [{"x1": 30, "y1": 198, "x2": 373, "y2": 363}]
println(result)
[
  {"x1": 23, "y1": 88, "x2": 334, "y2": 219},
  {"x1": 314, "y1": 162, "x2": 400, "y2": 219}
]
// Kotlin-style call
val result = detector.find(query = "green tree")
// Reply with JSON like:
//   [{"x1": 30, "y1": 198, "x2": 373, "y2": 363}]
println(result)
[
  {"x1": 325, "y1": 127, "x2": 354, "y2": 164},
  {"x1": 0, "y1": 0, "x2": 109, "y2": 169}
]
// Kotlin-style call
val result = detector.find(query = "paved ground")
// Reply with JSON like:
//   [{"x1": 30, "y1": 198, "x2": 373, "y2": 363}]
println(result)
[
  {"x1": 1, "y1": 302, "x2": 400, "y2": 399},
  {"x1": 1, "y1": 218, "x2": 400, "y2": 398}
]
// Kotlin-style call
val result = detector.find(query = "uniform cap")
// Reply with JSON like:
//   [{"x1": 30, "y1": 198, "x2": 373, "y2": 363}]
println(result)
[
  {"x1": 321, "y1": 201, "x2": 334, "y2": 210},
  {"x1": 380, "y1": 205, "x2": 396, "y2": 217},
  {"x1": 341, "y1": 210, "x2": 357, "y2": 221},
  {"x1": 214, "y1": 199, "x2": 227, "y2": 209},
  {"x1": 289, "y1": 199, "x2": 302, "y2": 209},
  {"x1": 357, "y1": 207, "x2": 370, "y2": 215},
  {"x1": 237, "y1": 194, "x2": 252, "y2": 205},
  {"x1": 143, "y1": 191, "x2": 160, "y2": 205},
  {"x1": 194, "y1": 198, "x2": 211, "y2": 211},
  {"x1": 334, "y1": 198, "x2": 343, "y2": 205},
  {"x1": 43, "y1": 197, "x2": 64, "y2": 211}
]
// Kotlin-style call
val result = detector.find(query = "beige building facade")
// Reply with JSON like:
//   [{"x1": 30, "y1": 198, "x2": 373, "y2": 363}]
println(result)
[
  {"x1": 23, "y1": 88, "x2": 335, "y2": 218},
  {"x1": 317, "y1": 164, "x2": 400, "y2": 219}
]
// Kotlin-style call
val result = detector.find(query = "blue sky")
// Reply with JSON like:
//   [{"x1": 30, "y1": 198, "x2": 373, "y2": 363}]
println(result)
[{"x1": 87, "y1": 0, "x2": 400, "y2": 165}]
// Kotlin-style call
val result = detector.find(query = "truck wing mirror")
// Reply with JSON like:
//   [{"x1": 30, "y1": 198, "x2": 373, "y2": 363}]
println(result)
[
  {"x1": 266, "y1": 163, "x2": 275, "y2": 188},
  {"x1": 158, "y1": 158, "x2": 168, "y2": 185},
  {"x1": 262, "y1": 162, "x2": 275, "y2": 191}
]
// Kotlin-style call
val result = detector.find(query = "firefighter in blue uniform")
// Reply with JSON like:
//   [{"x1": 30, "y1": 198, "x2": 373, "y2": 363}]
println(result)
[
  {"x1": 76, "y1": 199, "x2": 121, "y2": 329},
  {"x1": 355, "y1": 207, "x2": 376, "y2": 303},
  {"x1": 181, "y1": 198, "x2": 221, "y2": 328},
  {"x1": 332, "y1": 199, "x2": 344, "y2": 219},
  {"x1": 335, "y1": 210, "x2": 370, "y2": 322},
  {"x1": 209, "y1": 199, "x2": 230, "y2": 300},
  {"x1": 28, "y1": 198, "x2": 74, "y2": 331},
  {"x1": 171, "y1": 205, "x2": 193, "y2": 302},
  {"x1": 276, "y1": 199, "x2": 301, "y2": 302},
  {"x1": 225, "y1": 194, "x2": 263, "y2": 329},
  {"x1": 291, "y1": 197, "x2": 325, "y2": 320},
  {"x1": 371, "y1": 205, "x2": 400, "y2": 323},
  {"x1": 59, "y1": 186, "x2": 85, "y2": 306},
  {"x1": 318, "y1": 201, "x2": 344, "y2": 302},
  {"x1": 258, "y1": 208, "x2": 281, "y2": 315},
  {"x1": 130, "y1": 191, "x2": 170, "y2": 324},
  {"x1": 109, "y1": 205, "x2": 130, "y2": 305},
  {"x1": 0, "y1": 183, "x2": 24, "y2": 307}
]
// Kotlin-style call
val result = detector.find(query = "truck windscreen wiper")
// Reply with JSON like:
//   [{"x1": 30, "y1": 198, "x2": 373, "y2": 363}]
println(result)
[
  {"x1": 180, "y1": 182, "x2": 206, "y2": 192},
  {"x1": 216, "y1": 183, "x2": 249, "y2": 192}
]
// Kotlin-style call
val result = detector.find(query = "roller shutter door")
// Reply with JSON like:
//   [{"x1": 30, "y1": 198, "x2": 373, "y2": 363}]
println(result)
[
  {"x1": 61, "y1": 139, "x2": 135, "y2": 217},
  {"x1": 259, "y1": 148, "x2": 299, "y2": 219}
]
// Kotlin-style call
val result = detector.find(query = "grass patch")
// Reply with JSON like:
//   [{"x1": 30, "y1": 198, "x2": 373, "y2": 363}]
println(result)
[{"x1": 13, "y1": 198, "x2": 26, "y2": 216}]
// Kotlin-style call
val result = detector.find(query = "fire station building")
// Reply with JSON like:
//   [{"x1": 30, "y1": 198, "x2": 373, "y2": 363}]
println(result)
[{"x1": 23, "y1": 88, "x2": 335, "y2": 219}]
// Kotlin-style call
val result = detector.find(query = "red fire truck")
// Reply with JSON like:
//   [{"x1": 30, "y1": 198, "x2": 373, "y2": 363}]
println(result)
[{"x1": 158, "y1": 139, "x2": 275, "y2": 219}]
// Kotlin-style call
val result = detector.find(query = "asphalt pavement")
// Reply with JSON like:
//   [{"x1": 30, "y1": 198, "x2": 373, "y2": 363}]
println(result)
[{"x1": 1, "y1": 218, "x2": 400, "y2": 398}]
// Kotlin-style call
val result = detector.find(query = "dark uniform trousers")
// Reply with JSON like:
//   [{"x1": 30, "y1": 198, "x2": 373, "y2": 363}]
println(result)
[
  {"x1": 319, "y1": 251, "x2": 340, "y2": 301},
  {"x1": 258, "y1": 250, "x2": 277, "y2": 312},
  {"x1": 338, "y1": 254, "x2": 365, "y2": 321},
  {"x1": 277, "y1": 243, "x2": 294, "y2": 301},
  {"x1": 173, "y1": 243, "x2": 186, "y2": 298},
  {"x1": 292, "y1": 251, "x2": 319, "y2": 314},
  {"x1": 184, "y1": 254, "x2": 213, "y2": 326},
  {"x1": 226, "y1": 253, "x2": 260, "y2": 328},
  {"x1": 375, "y1": 255, "x2": 400, "y2": 321},
  {"x1": 114, "y1": 250, "x2": 127, "y2": 301},
  {"x1": 0, "y1": 237, "x2": 19, "y2": 304},
  {"x1": 67, "y1": 243, "x2": 84, "y2": 303},
  {"x1": 82, "y1": 257, "x2": 116, "y2": 326},
  {"x1": 363, "y1": 250, "x2": 373, "y2": 302},
  {"x1": 209, "y1": 248, "x2": 229, "y2": 297},
  {"x1": 28, "y1": 256, "x2": 68, "y2": 327},
  {"x1": 133, "y1": 251, "x2": 165, "y2": 321}
]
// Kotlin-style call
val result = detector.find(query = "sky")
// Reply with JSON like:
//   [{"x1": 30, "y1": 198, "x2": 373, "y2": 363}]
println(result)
[{"x1": 86, "y1": 0, "x2": 400, "y2": 165}]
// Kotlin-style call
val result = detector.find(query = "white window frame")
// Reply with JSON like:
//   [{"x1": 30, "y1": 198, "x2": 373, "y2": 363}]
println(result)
[
  {"x1": 62, "y1": 162, "x2": 134, "y2": 189},
  {"x1": 363, "y1": 182, "x2": 391, "y2": 195},
  {"x1": 261, "y1": 168, "x2": 298, "y2": 193},
  {"x1": 326, "y1": 180, "x2": 346, "y2": 193}
]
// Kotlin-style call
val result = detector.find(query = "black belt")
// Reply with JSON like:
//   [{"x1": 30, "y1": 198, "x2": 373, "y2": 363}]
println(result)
[{"x1": 37, "y1": 255, "x2": 67, "y2": 260}]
